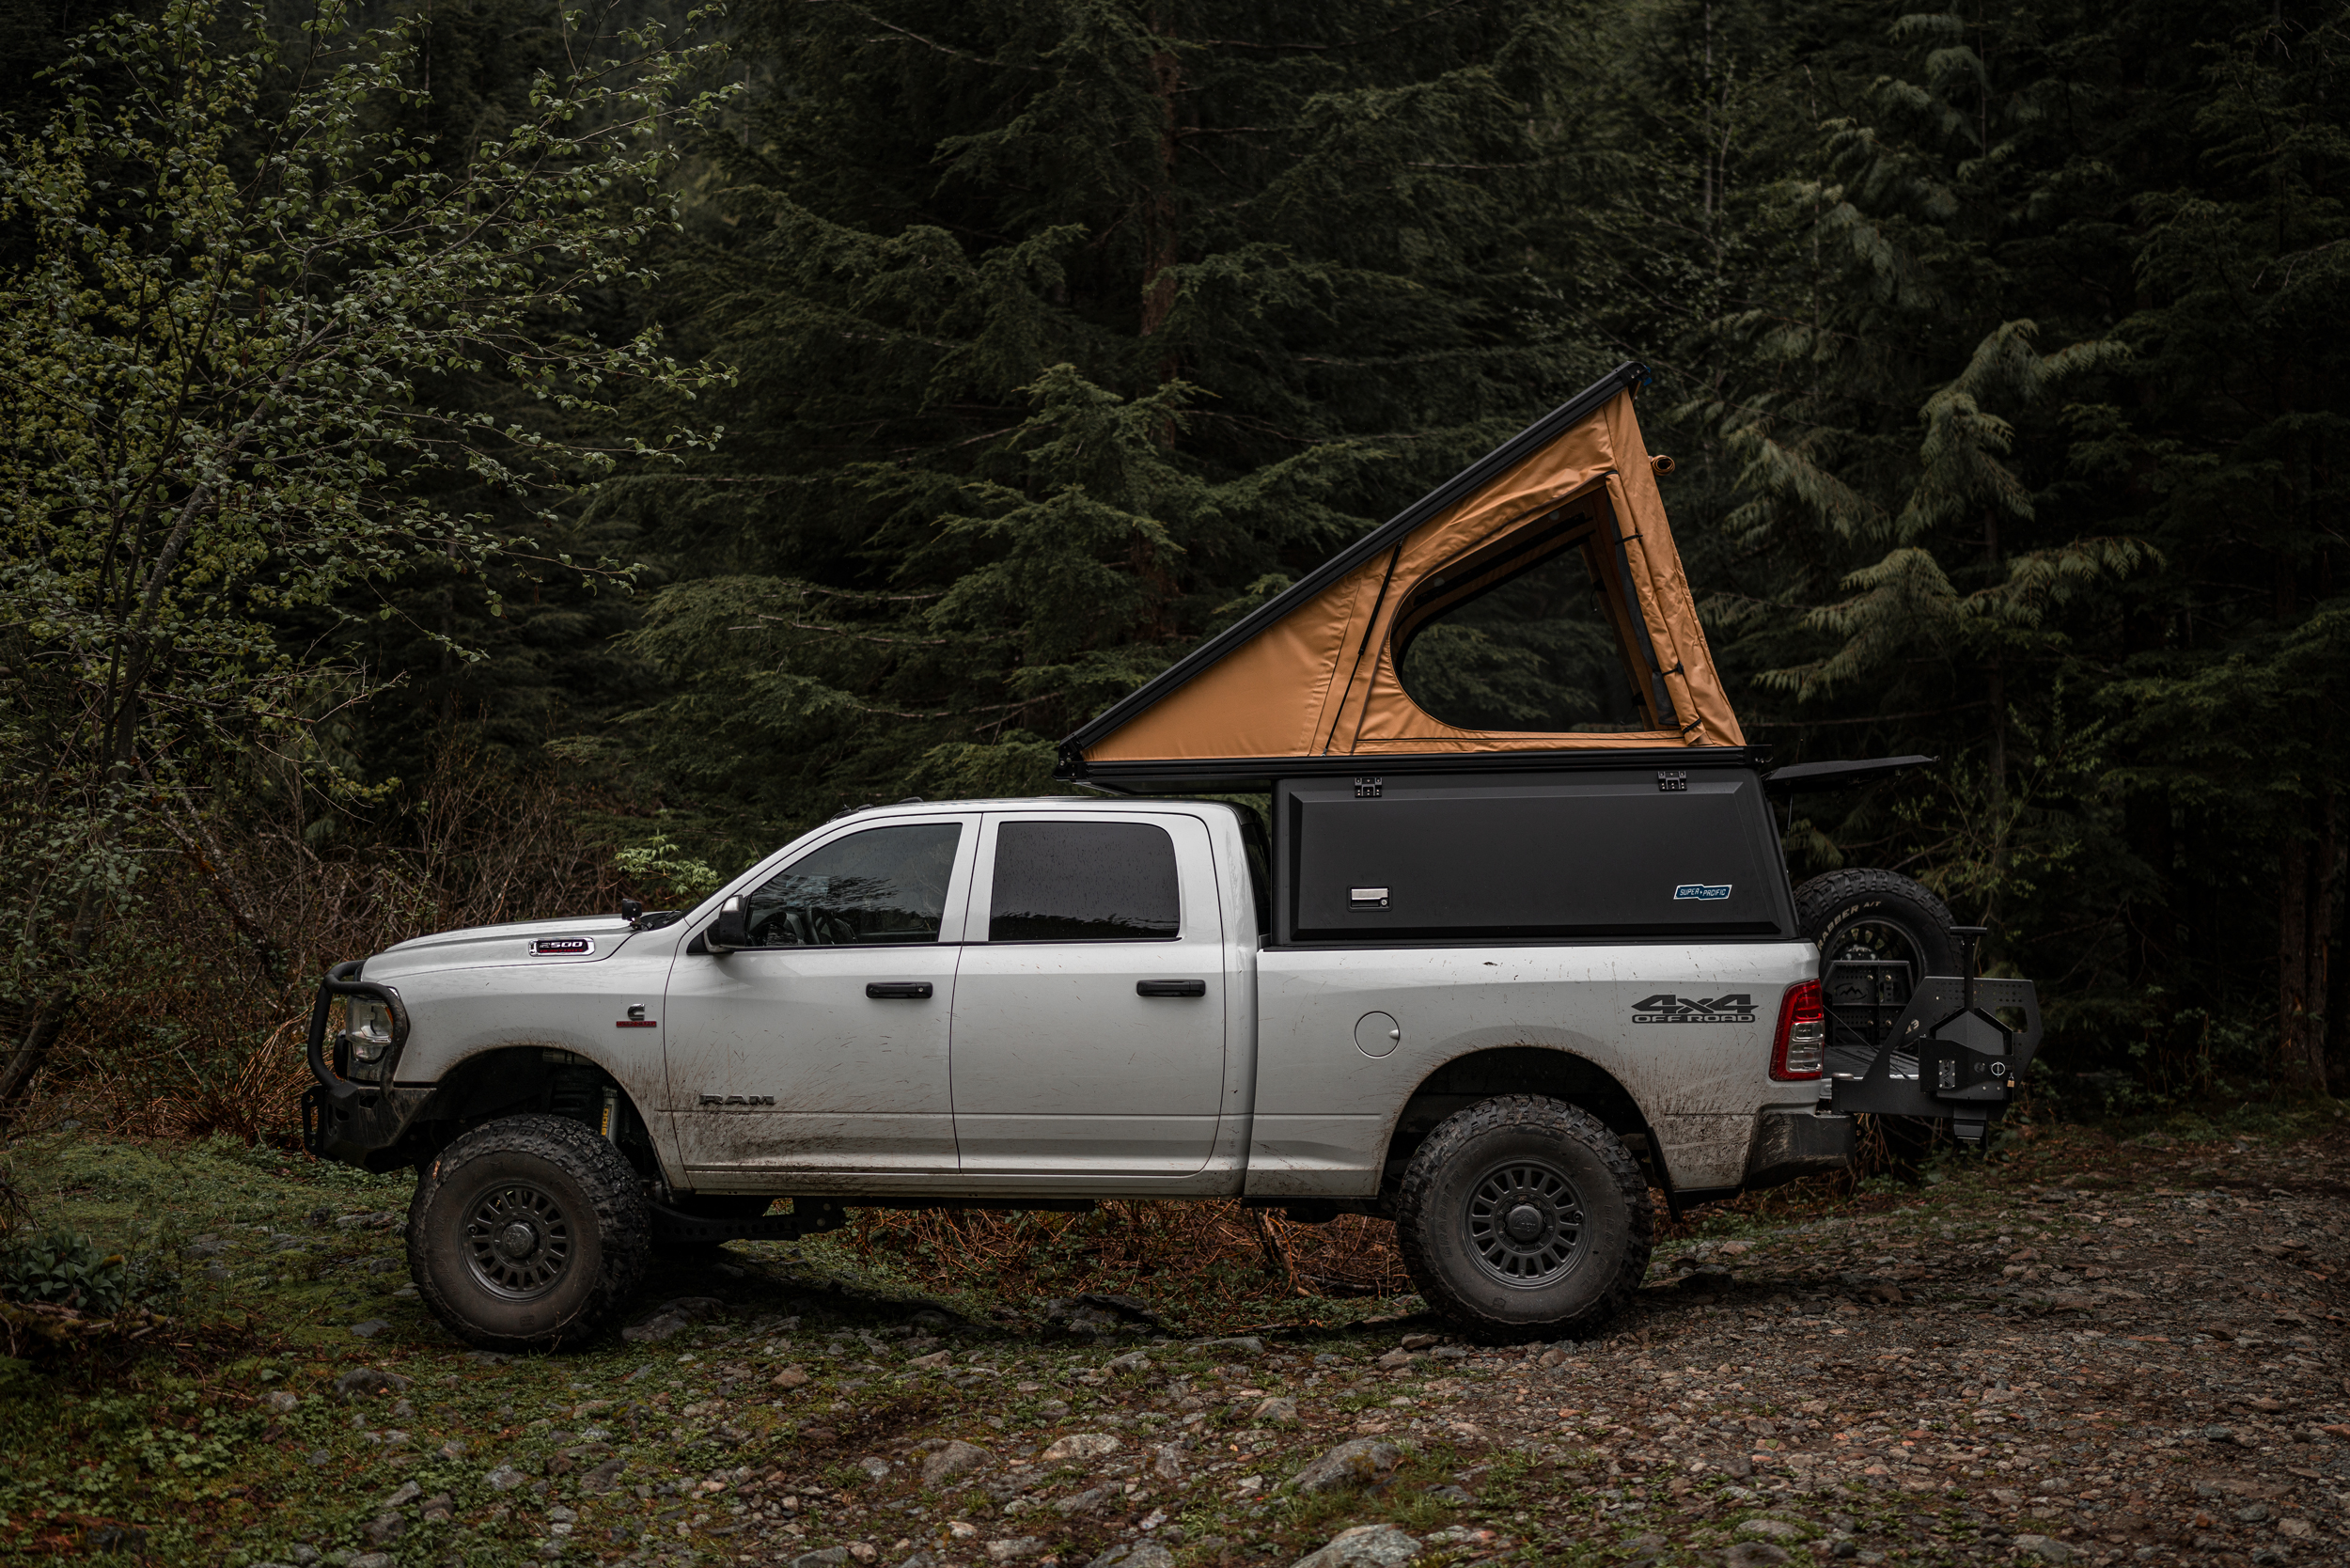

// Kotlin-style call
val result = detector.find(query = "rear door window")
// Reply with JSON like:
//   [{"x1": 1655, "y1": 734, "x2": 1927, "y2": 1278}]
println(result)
[
  {"x1": 744, "y1": 823, "x2": 963, "y2": 946},
  {"x1": 988, "y1": 821, "x2": 1180, "y2": 941}
]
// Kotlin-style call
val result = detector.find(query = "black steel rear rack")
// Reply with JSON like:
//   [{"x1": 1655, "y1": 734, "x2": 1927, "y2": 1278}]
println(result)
[{"x1": 1820, "y1": 930, "x2": 2043, "y2": 1143}]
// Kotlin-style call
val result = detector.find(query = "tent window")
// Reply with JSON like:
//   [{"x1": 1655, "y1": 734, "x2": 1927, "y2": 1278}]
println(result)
[{"x1": 1392, "y1": 507, "x2": 1669, "y2": 733}]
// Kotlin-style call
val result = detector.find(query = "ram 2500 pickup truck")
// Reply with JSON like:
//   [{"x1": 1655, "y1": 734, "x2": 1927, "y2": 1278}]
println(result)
[{"x1": 304, "y1": 766, "x2": 2021, "y2": 1351}]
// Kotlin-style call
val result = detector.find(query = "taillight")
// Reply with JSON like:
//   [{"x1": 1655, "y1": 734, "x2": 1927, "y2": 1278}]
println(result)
[{"x1": 1772, "y1": 980, "x2": 1825, "y2": 1080}]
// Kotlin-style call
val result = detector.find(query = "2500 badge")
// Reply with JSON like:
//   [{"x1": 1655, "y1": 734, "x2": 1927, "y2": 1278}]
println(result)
[{"x1": 1632, "y1": 993, "x2": 1757, "y2": 1024}]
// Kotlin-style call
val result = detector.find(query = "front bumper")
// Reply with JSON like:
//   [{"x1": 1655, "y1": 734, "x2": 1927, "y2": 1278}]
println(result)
[
  {"x1": 1743, "y1": 1107, "x2": 1856, "y2": 1189},
  {"x1": 302, "y1": 1081, "x2": 437, "y2": 1169},
  {"x1": 302, "y1": 960, "x2": 430, "y2": 1168}
]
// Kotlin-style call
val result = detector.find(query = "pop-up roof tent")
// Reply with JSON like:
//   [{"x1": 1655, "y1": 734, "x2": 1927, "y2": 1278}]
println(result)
[{"x1": 1057, "y1": 361, "x2": 1756, "y2": 791}]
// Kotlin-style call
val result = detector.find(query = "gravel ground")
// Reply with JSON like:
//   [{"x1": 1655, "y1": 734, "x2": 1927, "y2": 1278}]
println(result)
[{"x1": 12, "y1": 1118, "x2": 2350, "y2": 1568}]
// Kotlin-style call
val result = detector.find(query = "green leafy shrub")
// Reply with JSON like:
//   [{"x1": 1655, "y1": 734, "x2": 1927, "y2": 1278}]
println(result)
[{"x1": 0, "y1": 1229, "x2": 139, "y2": 1315}]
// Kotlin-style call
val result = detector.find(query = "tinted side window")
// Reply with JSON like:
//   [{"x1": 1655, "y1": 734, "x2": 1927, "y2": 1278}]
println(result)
[
  {"x1": 745, "y1": 823, "x2": 963, "y2": 946},
  {"x1": 989, "y1": 822, "x2": 1180, "y2": 942}
]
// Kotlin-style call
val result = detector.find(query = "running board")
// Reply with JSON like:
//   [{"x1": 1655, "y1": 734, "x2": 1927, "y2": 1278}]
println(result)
[
  {"x1": 646, "y1": 1196, "x2": 1099, "y2": 1247},
  {"x1": 647, "y1": 1200, "x2": 848, "y2": 1246}
]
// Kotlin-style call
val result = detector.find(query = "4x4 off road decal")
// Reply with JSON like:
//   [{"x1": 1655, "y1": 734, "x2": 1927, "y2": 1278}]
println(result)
[
  {"x1": 1632, "y1": 993, "x2": 1757, "y2": 1024},
  {"x1": 1672, "y1": 883, "x2": 1732, "y2": 901}
]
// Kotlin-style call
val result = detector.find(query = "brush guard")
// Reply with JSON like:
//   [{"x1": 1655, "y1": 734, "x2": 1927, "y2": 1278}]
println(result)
[{"x1": 1819, "y1": 927, "x2": 2042, "y2": 1144}]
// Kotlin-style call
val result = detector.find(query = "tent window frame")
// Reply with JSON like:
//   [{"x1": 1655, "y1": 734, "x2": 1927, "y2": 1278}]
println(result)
[{"x1": 1388, "y1": 493, "x2": 1678, "y2": 735}]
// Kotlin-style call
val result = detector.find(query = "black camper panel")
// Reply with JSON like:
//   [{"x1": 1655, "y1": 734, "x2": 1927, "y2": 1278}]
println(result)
[{"x1": 1274, "y1": 768, "x2": 1794, "y2": 945}]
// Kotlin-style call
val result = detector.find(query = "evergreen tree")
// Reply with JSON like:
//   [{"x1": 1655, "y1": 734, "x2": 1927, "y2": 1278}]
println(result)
[
  {"x1": 1576, "y1": 0, "x2": 2350, "y2": 1092},
  {"x1": 2100, "y1": 7, "x2": 2350, "y2": 1090},
  {"x1": 619, "y1": 0, "x2": 1609, "y2": 855}
]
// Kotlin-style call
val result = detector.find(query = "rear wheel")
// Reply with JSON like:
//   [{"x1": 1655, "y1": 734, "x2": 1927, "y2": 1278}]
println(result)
[
  {"x1": 1394, "y1": 1095, "x2": 1650, "y2": 1340},
  {"x1": 407, "y1": 1114, "x2": 650, "y2": 1352}
]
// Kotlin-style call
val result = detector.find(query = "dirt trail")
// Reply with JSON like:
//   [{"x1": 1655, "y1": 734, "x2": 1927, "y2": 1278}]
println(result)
[{"x1": 7, "y1": 1120, "x2": 2348, "y2": 1568}]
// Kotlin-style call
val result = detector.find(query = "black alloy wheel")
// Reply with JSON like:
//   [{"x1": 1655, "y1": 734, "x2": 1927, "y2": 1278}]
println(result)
[
  {"x1": 462, "y1": 1181, "x2": 573, "y2": 1299},
  {"x1": 408, "y1": 1113, "x2": 650, "y2": 1351},
  {"x1": 1395, "y1": 1093, "x2": 1650, "y2": 1339},
  {"x1": 1463, "y1": 1159, "x2": 1589, "y2": 1288}
]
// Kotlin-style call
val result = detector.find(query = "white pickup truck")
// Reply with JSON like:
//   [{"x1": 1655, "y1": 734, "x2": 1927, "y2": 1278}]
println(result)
[
  {"x1": 303, "y1": 363, "x2": 2043, "y2": 1352},
  {"x1": 304, "y1": 770, "x2": 1875, "y2": 1352}
]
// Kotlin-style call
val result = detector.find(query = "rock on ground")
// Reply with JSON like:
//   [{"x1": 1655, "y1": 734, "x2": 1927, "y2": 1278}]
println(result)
[
  {"x1": 1287, "y1": 1524, "x2": 1421, "y2": 1568},
  {"x1": 920, "y1": 1439, "x2": 993, "y2": 1485},
  {"x1": 1039, "y1": 1432, "x2": 1121, "y2": 1463},
  {"x1": 1286, "y1": 1438, "x2": 1401, "y2": 1495},
  {"x1": 1084, "y1": 1543, "x2": 1175, "y2": 1568}
]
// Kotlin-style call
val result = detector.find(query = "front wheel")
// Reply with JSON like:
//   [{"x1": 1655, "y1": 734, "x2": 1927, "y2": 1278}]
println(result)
[
  {"x1": 408, "y1": 1113, "x2": 650, "y2": 1352},
  {"x1": 1394, "y1": 1095, "x2": 1651, "y2": 1340}
]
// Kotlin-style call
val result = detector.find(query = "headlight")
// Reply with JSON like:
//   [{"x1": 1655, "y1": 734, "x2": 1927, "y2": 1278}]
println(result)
[{"x1": 344, "y1": 999, "x2": 396, "y2": 1075}]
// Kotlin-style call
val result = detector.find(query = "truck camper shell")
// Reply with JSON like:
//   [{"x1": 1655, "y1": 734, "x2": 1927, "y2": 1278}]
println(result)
[{"x1": 1058, "y1": 361, "x2": 1751, "y2": 792}]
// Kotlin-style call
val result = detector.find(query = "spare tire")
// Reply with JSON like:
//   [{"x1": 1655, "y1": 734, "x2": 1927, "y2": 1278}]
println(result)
[
  {"x1": 1794, "y1": 867, "x2": 1963, "y2": 981},
  {"x1": 1795, "y1": 868, "x2": 1963, "y2": 1181}
]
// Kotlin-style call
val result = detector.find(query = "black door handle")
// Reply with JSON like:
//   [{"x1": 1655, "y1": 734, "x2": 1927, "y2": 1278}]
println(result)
[
  {"x1": 866, "y1": 981, "x2": 933, "y2": 999},
  {"x1": 1136, "y1": 980, "x2": 1207, "y2": 998}
]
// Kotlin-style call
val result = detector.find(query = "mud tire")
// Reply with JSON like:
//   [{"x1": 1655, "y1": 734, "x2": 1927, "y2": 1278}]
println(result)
[
  {"x1": 1794, "y1": 867, "x2": 1962, "y2": 979},
  {"x1": 407, "y1": 1113, "x2": 650, "y2": 1352},
  {"x1": 1394, "y1": 1094, "x2": 1651, "y2": 1341}
]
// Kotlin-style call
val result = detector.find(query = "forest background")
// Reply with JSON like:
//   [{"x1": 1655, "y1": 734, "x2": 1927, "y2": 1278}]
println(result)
[{"x1": 3, "y1": 0, "x2": 2346, "y2": 1146}]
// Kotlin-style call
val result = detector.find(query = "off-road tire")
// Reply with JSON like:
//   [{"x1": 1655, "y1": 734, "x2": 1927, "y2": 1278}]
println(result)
[
  {"x1": 1394, "y1": 1094, "x2": 1651, "y2": 1341},
  {"x1": 408, "y1": 1113, "x2": 650, "y2": 1352},
  {"x1": 1794, "y1": 867, "x2": 1962, "y2": 979}
]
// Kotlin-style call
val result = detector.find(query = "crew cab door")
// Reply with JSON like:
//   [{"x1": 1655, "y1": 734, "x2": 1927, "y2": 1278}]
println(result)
[
  {"x1": 948, "y1": 810, "x2": 1228, "y2": 1174},
  {"x1": 660, "y1": 816, "x2": 978, "y2": 1175}
]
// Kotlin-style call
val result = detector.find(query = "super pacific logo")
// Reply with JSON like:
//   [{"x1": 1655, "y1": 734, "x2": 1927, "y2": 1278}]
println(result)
[
  {"x1": 1672, "y1": 883, "x2": 1732, "y2": 901},
  {"x1": 1632, "y1": 993, "x2": 1757, "y2": 1024}
]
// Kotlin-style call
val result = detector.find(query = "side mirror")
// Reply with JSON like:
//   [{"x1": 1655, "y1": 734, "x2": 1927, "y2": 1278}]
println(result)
[{"x1": 705, "y1": 895, "x2": 749, "y2": 953}]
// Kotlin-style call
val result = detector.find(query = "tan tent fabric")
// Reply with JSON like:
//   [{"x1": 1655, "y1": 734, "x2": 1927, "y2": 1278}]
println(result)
[{"x1": 1082, "y1": 383, "x2": 1742, "y2": 765}]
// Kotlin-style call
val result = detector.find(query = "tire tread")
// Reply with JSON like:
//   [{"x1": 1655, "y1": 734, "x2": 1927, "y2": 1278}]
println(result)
[
  {"x1": 407, "y1": 1113, "x2": 650, "y2": 1352},
  {"x1": 1394, "y1": 1094, "x2": 1652, "y2": 1341},
  {"x1": 1794, "y1": 867, "x2": 1960, "y2": 972}
]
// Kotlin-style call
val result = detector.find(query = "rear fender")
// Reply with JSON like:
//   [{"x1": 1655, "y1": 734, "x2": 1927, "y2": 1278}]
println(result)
[{"x1": 1381, "y1": 1044, "x2": 1660, "y2": 1198}]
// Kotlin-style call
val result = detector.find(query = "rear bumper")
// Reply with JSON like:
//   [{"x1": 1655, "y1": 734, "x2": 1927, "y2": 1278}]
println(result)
[{"x1": 1743, "y1": 1107, "x2": 1855, "y2": 1189}]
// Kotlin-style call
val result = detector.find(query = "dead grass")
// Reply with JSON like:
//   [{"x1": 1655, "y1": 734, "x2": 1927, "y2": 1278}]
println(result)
[
  {"x1": 840, "y1": 1200, "x2": 1410, "y2": 1315},
  {"x1": 41, "y1": 738, "x2": 625, "y2": 1143}
]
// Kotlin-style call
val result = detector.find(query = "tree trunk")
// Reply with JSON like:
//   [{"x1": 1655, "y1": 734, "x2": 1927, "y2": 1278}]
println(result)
[
  {"x1": 0, "y1": 870, "x2": 106, "y2": 1124},
  {"x1": 1139, "y1": 12, "x2": 1183, "y2": 373},
  {"x1": 0, "y1": 990, "x2": 73, "y2": 1119},
  {"x1": 2279, "y1": 792, "x2": 2337, "y2": 1093},
  {"x1": 2327, "y1": 824, "x2": 2350, "y2": 1090},
  {"x1": 1982, "y1": 508, "x2": 2006, "y2": 927}
]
